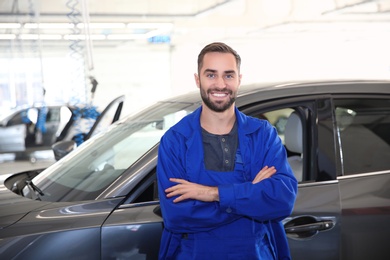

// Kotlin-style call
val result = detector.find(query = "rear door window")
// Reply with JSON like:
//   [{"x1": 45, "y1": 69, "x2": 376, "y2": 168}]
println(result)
[{"x1": 334, "y1": 98, "x2": 390, "y2": 175}]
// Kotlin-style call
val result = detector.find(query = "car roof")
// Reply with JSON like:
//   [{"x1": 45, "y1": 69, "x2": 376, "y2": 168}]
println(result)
[
  {"x1": 240, "y1": 79, "x2": 390, "y2": 95},
  {"x1": 160, "y1": 79, "x2": 390, "y2": 105}
]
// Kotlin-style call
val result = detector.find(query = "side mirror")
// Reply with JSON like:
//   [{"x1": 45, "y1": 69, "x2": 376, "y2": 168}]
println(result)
[
  {"x1": 153, "y1": 205, "x2": 163, "y2": 218},
  {"x1": 155, "y1": 120, "x2": 164, "y2": 130},
  {"x1": 52, "y1": 140, "x2": 76, "y2": 161}
]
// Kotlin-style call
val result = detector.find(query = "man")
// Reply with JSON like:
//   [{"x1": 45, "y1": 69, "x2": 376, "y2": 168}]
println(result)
[{"x1": 157, "y1": 42, "x2": 297, "y2": 259}]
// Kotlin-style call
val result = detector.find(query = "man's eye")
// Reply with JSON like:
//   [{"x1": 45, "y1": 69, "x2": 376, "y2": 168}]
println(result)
[
  {"x1": 206, "y1": 74, "x2": 215, "y2": 78},
  {"x1": 225, "y1": 74, "x2": 234, "y2": 79}
]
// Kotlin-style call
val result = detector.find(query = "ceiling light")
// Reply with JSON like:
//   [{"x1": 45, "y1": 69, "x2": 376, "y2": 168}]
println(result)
[
  {"x1": 0, "y1": 23, "x2": 21, "y2": 29},
  {"x1": 23, "y1": 22, "x2": 129, "y2": 29},
  {"x1": 38, "y1": 34, "x2": 63, "y2": 40},
  {"x1": 19, "y1": 34, "x2": 63, "y2": 40},
  {"x1": 24, "y1": 23, "x2": 75, "y2": 29},
  {"x1": 106, "y1": 34, "x2": 145, "y2": 40},
  {"x1": 19, "y1": 34, "x2": 39, "y2": 40},
  {"x1": 0, "y1": 34, "x2": 16, "y2": 39},
  {"x1": 127, "y1": 23, "x2": 173, "y2": 30},
  {"x1": 64, "y1": 34, "x2": 106, "y2": 40},
  {"x1": 77, "y1": 23, "x2": 126, "y2": 29}
]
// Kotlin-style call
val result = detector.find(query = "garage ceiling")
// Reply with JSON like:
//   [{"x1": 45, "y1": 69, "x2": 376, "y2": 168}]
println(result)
[
  {"x1": 0, "y1": 0, "x2": 228, "y2": 19},
  {"x1": 0, "y1": 0, "x2": 389, "y2": 48}
]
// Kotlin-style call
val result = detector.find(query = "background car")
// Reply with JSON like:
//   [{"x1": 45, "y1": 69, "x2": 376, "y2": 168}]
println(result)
[
  {"x1": 0, "y1": 80, "x2": 389, "y2": 260},
  {"x1": 0, "y1": 95, "x2": 125, "y2": 161}
]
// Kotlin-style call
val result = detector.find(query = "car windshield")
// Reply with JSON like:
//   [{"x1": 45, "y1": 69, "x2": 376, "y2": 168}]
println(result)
[{"x1": 24, "y1": 101, "x2": 197, "y2": 202}]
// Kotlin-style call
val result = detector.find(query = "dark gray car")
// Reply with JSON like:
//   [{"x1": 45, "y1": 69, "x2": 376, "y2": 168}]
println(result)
[{"x1": 0, "y1": 80, "x2": 389, "y2": 260}]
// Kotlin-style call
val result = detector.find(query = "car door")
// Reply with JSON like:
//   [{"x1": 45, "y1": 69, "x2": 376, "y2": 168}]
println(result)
[
  {"x1": 40, "y1": 106, "x2": 63, "y2": 147},
  {"x1": 101, "y1": 170, "x2": 163, "y2": 259},
  {"x1": 241, "y1": 97, "x2": 342, "y2": 260},
  {"x1": 0, "y1": 109, "x2": 28, "y2": 152},
  {"x1": 21, "y1": 106, "x2": 63, "y2": 150},
  {"x1": 0, "y1": 123, "x2": 26, "y2": 152},
  {"x1": 332, "y1": 96, "x2": 390, "y2": 260},
  {"x1": 85, "y1": 95, "x2": 125, "y2": 140}
]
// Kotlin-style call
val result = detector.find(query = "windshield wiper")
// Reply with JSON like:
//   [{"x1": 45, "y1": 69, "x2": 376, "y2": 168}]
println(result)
[{"x1": 25, "y1": 180, "x2": 45, "y2": 200}]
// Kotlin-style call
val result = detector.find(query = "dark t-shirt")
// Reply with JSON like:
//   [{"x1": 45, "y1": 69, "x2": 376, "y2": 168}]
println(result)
[{"x1": 202, "y1": 123, "x2": 238, "y2": 172}]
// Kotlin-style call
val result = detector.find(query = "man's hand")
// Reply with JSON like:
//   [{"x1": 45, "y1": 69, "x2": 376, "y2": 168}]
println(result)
[
  {"x1": 165, "y1": 178, "x2": 219, "y2": 203},
  {"x1": 252, "y1": 166, "x2": 276, "y2": 184},
  {"x1": 166, "y1": 166, "x2": 276, "y2": 203}
]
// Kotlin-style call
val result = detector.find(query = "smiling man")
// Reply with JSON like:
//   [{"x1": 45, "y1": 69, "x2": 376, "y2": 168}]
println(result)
[{"x1": 157, "y1": 42, "x2": 298, "y2": 259}]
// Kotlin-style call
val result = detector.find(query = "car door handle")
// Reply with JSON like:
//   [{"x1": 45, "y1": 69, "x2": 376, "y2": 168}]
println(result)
[
  {"x1": 284, "y1": 216, "x2": 335, "y2": 239},
  {"x1": 285, "y1": 220, "x2": 334, "y2": 233}
]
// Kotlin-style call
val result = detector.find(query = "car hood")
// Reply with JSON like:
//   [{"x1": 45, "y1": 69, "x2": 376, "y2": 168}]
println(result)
[{"x1": 0, "y1": 174, "x2": 52, "y2": 229}]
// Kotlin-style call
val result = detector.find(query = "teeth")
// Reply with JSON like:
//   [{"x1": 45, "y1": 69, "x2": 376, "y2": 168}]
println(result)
[{"x1": 212, "y1": 93, "x2": 226, "y2": 97}]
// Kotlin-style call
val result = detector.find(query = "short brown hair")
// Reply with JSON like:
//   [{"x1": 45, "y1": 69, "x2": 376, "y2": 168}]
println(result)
[{"x1": 197, "y1": 42, "x2": 241, "y2": 74}]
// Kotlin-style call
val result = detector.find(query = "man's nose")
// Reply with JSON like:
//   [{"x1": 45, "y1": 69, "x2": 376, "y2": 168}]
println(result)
[{"x1": 215, "y1": 76, "x2": 226, "y2": 88}]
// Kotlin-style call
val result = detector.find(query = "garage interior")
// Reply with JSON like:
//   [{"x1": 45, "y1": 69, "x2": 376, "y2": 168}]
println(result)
[{"x1": 0, "y1": 0, "x2": 390, "y2": 170}]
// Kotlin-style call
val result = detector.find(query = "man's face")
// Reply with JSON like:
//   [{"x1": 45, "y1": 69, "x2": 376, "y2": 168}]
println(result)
[{"x1": 195, "y1": 52, "x2": 241, "y2": 113}]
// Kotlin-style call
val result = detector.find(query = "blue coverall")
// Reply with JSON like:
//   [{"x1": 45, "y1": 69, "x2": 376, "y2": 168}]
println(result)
[{"x1": 157, "y1": 106, "x2": 298, "y2": 259}]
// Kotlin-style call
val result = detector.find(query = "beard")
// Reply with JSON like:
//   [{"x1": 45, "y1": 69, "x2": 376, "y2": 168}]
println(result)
[{"x1": 200, "y1": 85, "x2": 236, "y2": 112}]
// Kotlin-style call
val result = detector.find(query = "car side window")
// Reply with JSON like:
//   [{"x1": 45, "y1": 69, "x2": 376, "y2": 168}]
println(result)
[
  {"x1": 124, "y1": 171, "x2": 159, "y2": 204},
  {"x1": 334, "y1": 98, "x2": 390, "y2": 175},
  {"x1": 7, "y1": 109, "x2": 28, "y2": 126},
  {"x1": 46, "y1": 107, "x2": 61, "y2": 122},
  {"x1": 261, "y1": 107, "x2": 307, "y2": 182}
]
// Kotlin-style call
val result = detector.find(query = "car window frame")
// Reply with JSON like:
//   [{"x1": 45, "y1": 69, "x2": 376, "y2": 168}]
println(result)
[{"x1": 239, "y1": 95, "x2": 329, "y2": 183}]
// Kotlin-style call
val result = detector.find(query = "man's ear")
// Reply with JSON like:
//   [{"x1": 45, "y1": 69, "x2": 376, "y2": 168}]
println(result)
[{"x1": 194, "y1": 73, "x2": 200, "y2": 88}]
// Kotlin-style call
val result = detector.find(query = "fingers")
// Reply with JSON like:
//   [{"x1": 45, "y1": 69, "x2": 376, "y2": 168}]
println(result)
[
  {"x1": 165, "y1": 180, "x2": 185, "y2": 197},
  {"x1": 165, "y1": 178, "x2": 197, "y2": 203},
  {"x1": 169, "y1": 178, "x2": 188, "y2": 184},
  {"x1": 252, "y1": 166, "x2": 276, "y2": 184},
  {"x1": 165, "y1": 178, "x2": 218, "y2": 203},
  {"x1": 165, "y1": 178, "x2": 189, "y2": 194}
]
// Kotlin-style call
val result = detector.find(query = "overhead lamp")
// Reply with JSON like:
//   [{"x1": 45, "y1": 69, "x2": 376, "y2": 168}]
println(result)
[
  {"x1": 77, "y1": 23, "x2": 126, "y2": 29},
  {"x1": 19, "y1": 34, "x2": 62, "y2": 40},
  {"x1": 0, "y1": 23, "x2": 21, "y2": 29},
  {"x1": 127, "y1": 23, "x2": 173, "y2": 30},
  {"x1": 0, "y1": 34, "x2": 16, "y2": 39},
  {"x1": 106, "y1": 34, "x2": 145, "y2": 40},
  {"x1": 24, "y1": 23, "x2": 75, "y2": 29},
  {"x1": 64, "y1": 34, "x2": 106, "y2": 40},
  {"x1": 23, "y1": 22, "x2": 128, "y2": 29}
]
